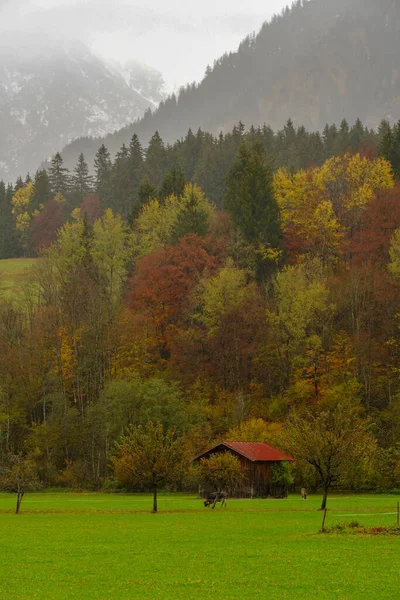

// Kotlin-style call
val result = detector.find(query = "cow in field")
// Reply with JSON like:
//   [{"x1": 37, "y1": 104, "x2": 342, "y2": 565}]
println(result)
[{"x1": 204, "y1": 491, "x2": 228, "y2": 509}]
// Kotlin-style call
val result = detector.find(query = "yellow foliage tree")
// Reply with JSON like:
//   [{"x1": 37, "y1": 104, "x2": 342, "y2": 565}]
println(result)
[
  {"x1": 133, "y1": 183, "x2": 214, "y2": 259},
  {"x1": 11, "y1": 183, "x2": 34, "y2": 253},
  {"x1": 274, "y1": 154, "x2": 394, "y2": 264}
]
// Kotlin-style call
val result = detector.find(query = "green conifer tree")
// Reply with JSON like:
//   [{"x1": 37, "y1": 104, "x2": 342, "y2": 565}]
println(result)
[
  {"x1": 224, "y1": 141, "x2": 281, "y2": 249},
  {"x1": 71, "y1": 153, "x2": 94, "y2": 200},
  {"x1": 31, "y1": 170, "x2": 51, "y2": 211},
  {"x1": 94, "y1": 144, "x2": 112, "y2": 192},
  {"x1": 0, "y1": 183, "x2": 19, "y2": 258},
  {"x1": 48, "y1": 152, "x2": 70, "y2": 197},
  {"x1": 159, "y1": 166, "x2": 185, "y2": 201},
  {"x1": 146, "y1": 131, "x2": 167, "y2": 187}
]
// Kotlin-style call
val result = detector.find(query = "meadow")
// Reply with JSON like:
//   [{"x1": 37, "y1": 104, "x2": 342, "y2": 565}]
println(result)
[
  {"x1": 0, "y1": 492, "x2": 399, "y2": 599},
  {"x1": 0, "y1": 258, "x2": 37, "y2": 298}
]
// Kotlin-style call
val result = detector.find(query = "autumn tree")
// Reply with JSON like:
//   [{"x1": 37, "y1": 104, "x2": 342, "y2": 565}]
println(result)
[
  {"x1": 194, "y1": 258, "x2": 265, "y2": 395},
  {"x1": 128, "y1": 234, "x2": 217, "y2": 362},
  {"x1": 11, "y1": 182, "x2": 35, "y2": 254},
  {"x1": 31, "y1": 197, "x2": 66, "y2": 252},
  {"x1": 274, "y1": 153, "x2": 394, "y2": 264},
  {"x1": 91, "y1": 209, "x2": 133, "y2": 320},
  {"x1": 198, "y1": 452, "x2": 243, "y2": 496},
  {"x1": 0, "y1": 453, "x2": 41, "y2": 514},
  {"x1": 132, "y1": 183, "x2": 214, "y2": 258},
  {"x1": 388, "y1": 227, "x2": 400, "y2": 280},
  {"x1": 283, "y1": 401, "x2": 376, "y2": 510},
  {"x1": 112, "y1": 422, "x2": 186, "y2": 512},
  {"x1": 266, "y1": 259, "x2": 334, "y2": 389}
]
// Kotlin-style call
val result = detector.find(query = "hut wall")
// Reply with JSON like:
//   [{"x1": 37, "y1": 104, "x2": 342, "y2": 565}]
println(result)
[{"x1": 196, "y1": 446, "x2": 289, "y2": 498}]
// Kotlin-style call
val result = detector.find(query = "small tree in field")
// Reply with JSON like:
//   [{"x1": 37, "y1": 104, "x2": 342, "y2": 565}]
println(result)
[
  {"x1": 283, "y1": 401, "x2": 375, "y2": 510},
  {"x1": 112, "y1": 422, "x2": 186, "y2": 513},
  {"x1": 0, "y1": 454, "x2": 41, "y2": 514},
  {"x1": 199, "y1": 452, "x2": 243, "y2": 495}
]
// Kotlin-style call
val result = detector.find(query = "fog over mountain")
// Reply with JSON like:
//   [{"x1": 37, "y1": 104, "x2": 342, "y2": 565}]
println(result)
[
  {"x1": 0, "y1": 34, "x2": 166, "y2": 182},
  {"x1": 0, "y1": 0, "x2": 287, "y2": 183},
  {"x1": 0, "y1": 0, "x2": 286, "y2": 90},
  {"x1": 59, "y1": 0, "x2": 400, "y2": 174}
]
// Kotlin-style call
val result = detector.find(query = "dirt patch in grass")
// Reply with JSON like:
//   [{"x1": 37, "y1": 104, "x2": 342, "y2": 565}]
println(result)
[{"x1": 322, "y1": 521, "x2": 400, "y2": 535}]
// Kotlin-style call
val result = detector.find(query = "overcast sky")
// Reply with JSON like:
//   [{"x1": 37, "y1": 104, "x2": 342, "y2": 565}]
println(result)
[{"x1": 0, "y1": 0, "x2": 290, "y2": 89}]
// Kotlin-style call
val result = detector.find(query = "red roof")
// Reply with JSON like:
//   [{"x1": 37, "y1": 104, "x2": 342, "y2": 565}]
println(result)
[{"x1": 193, "y1": 441, "x2": 294, "y2": 463}]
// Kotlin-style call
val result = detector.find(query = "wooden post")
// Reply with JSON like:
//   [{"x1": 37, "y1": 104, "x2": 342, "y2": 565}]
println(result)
[
  {"x1": 397, "y1": 502, "x2": 399, "y2": 528},
  {"x1": 321, "y1": 508, "x2": 328, "y2": 532}
]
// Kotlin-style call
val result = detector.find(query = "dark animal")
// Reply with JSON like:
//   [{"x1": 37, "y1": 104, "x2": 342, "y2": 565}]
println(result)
[
  {"x1": 204, "y1": 491, "x2": 228, "y2": 509},
  {"x1": 301, "y1": 488, "x2": 307, "y2": 500}
]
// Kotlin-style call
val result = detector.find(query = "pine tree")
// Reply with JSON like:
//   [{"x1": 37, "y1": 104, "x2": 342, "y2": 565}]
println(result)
[
  {"x1": 71, "y1": 153, "x2": 94, "y2": 200},
  {"x1": 94, "y1": 144, "x2": 112, "y2": 191},
  {"x1": 128, "y1": 134, "x2": 144, "y2": 168},
  {"x1": 31, "y1": 170, "x2": 51, "y2": 212},
  {"x1": 15, "y1": 177, "x2": 24, "y2": 192},
  {"x1": 337, "y1": 119, "x2": 350, "y2": 153},
  {"x1": 171, "y1": 184, "x2": 209, "y2": 243},
  {"x1": 379, "y1": 123, "x2": 394, "y2": 165},
  {"x1": 129, "y1": 177, "x2": 157, "y2": 224},
  {"x1": 349, "y1": 118, "x2": 365, "y2": 150},
  {"x1": 48, "y1": 152, "x2": 70, "y2": 197},
  {"x1": 111, "y1": 144, "x2": 131, "y2": 217},
  {"x1": 159, "y1": 166, "x2": 185, "y2": 201},
  {"x1": 224, "y1": 141, "x2": 281, "y2": 249},
  {"x1": 146, "y1": 131, "x2": 167, "y2": 187},
  {"x1": 127, "y1": 134, "x2": 144, "y2": 209},
  {"x1": 0, "y1": 183, "x2": 19, "y2": 258}
]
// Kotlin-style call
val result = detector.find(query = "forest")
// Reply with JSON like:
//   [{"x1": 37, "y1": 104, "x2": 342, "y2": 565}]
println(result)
[{"x1": 1, "y1": 117, "x2": 400, "y2": 492}]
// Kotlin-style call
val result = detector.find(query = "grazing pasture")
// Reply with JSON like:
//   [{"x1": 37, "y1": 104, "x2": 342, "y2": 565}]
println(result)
[
  {"x1": 0, "y1": 493, "x2": 399, "y2": 599},
  {"x1": 0, "y1": 258, "x2": 37, "y2": 297}
]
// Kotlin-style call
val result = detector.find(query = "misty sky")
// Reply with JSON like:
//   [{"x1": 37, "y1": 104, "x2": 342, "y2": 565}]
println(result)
[{"x1": 0, "y1": 0, "x2": 290, "y2": 89}]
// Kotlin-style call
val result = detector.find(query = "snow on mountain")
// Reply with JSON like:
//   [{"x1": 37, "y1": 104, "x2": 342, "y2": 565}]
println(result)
[{"x1": 0, "y1": 34, "x2": 166, "y2": 183}]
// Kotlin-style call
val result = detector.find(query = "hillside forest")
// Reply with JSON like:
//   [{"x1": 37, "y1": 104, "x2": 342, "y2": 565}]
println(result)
[{"x1": 1, "y1": 117, "x2": 400, "y2": 491}]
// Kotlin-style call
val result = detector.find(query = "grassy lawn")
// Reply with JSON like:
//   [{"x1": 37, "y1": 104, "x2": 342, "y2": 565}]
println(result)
[
  {"x1": 0, "y1": 258, "x2": 37, "y2": 298},
  {"x1": 0, "y1": 493, "x2": 399, "y2": 599}
]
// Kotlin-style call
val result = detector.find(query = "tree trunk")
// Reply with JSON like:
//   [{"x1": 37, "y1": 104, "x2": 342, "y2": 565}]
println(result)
[
  {"x1": 16, "y1": 491, "x2": 24, "y2": 514},
  {"x1": 152, "y1": 485, "x2": 158, "y2": 513},
  {"x1": 320, "y1": 487, "x2": 328, "y2": 511}
]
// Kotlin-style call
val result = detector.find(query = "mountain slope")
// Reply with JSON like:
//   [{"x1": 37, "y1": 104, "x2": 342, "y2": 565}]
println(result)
[
  {"x1": 60, "y1": 0, "x2": 400, "y2": 172},
  {"x1": 0, "y1": 35, "x2": 165, "y2": 183}
]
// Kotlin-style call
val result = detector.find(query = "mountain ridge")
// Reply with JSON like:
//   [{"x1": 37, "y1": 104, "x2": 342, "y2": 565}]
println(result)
[{"x1": 58, "y1": 0, "x2": 399, "y2": 172}]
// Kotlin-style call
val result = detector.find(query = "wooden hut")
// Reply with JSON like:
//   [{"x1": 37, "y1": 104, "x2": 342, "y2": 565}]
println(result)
[{"x1": 192, "y1": 441, "x2": 294, "y2": 498}]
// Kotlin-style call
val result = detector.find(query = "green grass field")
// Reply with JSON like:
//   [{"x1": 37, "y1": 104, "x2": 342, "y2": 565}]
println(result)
[
  {"x1": 0, "y1": 258, "x2": 37, "y2": 297},
  {"x1": 0, "y1": 492, "x2": 399, "y2": 599}
]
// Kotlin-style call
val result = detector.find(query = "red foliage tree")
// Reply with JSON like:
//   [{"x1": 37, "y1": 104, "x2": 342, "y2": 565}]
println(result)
[
  {"x1": 80, "y1": 194, "x2": 101, "y2": 223},
  {"x1": 30, "y1": 199, "x2": 66, "y2": 252},
  {"x1": 351, "y1": 185, "x2": 400, "y2": 266},
  {"x1": 127, "y1": 234, "x2": 219, "y2": 361}
]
